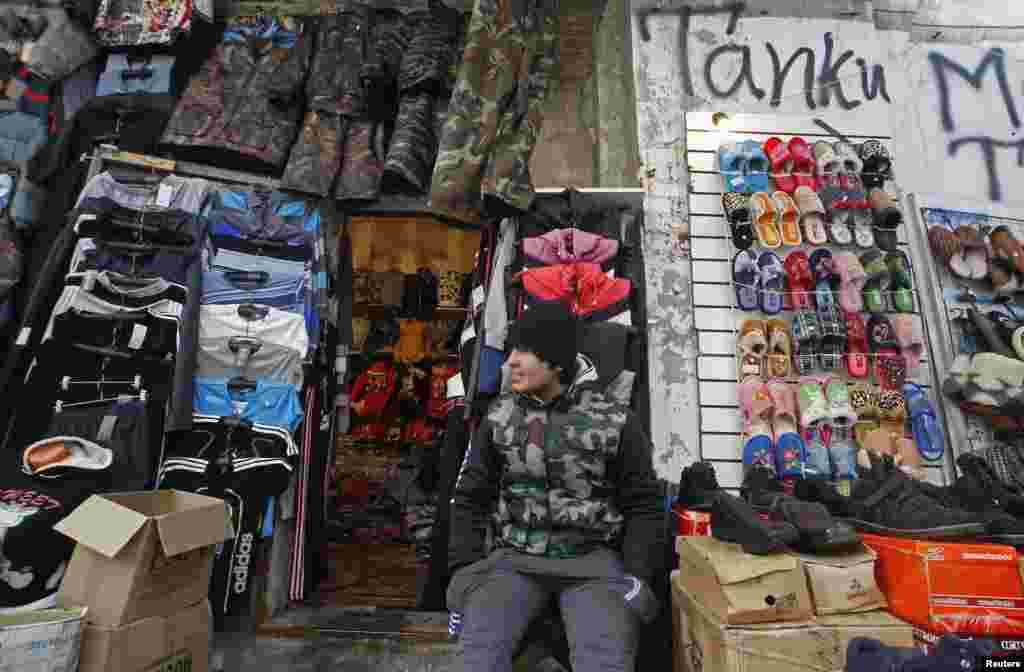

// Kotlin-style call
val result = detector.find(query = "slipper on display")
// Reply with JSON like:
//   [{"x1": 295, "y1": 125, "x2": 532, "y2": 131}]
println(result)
[
  {"x1": 819, "y1": 187, "x2": 855, "y2": 246},
  {"x1": 860, "y1": 250, "x2": 891, "y2": 313},
  {"x1": 955, "y1": 224, "x2": 990, "y2": 281},
  {"x1": 794, "y1": 185, "x2": 828, "y2": 245},
  {"x1": 835, "y1": 142, "x2": 865, "y2": 192},
  {"x1": 849, "y1": 382, "x2": 879, "y2": 423},
  {"x1": 764, "y1": 137, "x2": 796, "y2": 193},
  {"x1": 892, "y1": 314, "x2": 924, "y2": 379},
  {"x1": 740, "y1": 140, "x2": 771, "y2": 193},
  {"x1": 817, "y1": 304, "x2": 848, "y2": 371},
  {"x1": 859, "y1": 140, "x2": 893, "y2": 190},
  {"x1": 829, "y1": 422, "x2": 859, "y2": 481},
  {"x1": 990, "y1": 226, "x2": 1024, "y2": 275},
  {"x1": 1014, "y1": 326, "x2": 1024, "y2": 361},
  {"x1": 834, "y1": 252, "x2": 867, "y2": 313},
  {"x1": 739, "y1": 377, "x2": 776, "y2": 472},
  {"x1": 722, "y1": 193, "x2": 755, "y2": 250},
  {"x1": 792, "y1": 311, "x2": 821, "y2": 375},
  {"x1": 798, "y1": 375, "x2": 830, "y2": 428},
  {"x1": 772, "y1": 191, "x2": 802, "y2": 246},
  {"x1": 784, "y1": 250, "x2": 814, "y2": 311},
  {"x1": 868, "y1": 314, "x2": 906, "y2": 390},
  {"x1": 766, "y1": 319, "x2": 792, "y2": 379},
  {"x1": 718, "y1": 142, "x2": 747, "y2": 193},
  {"x1": 850, "y1": 206, "x2": 875, "y2": 249},
  {"x1": 904, "y1": 383, "x2": 945, "y2": 462},
  {"x1": 733, "y1": 250, "x2": 760, "y2": 311},
  {"x1": 809, "y1": 248, "x2": 836, "y2": 312},
  {"x1": 846, "y1": 312, "x2": 870, "y2": 378},
  {"x1": 814, "y1": 141, "x2": 841, "y2": 191},
  {"x1": 737, "y1": 319, "x2": 768, "y2": 379},
  {"x1": 885, "y1": 251, "x2": 915, "y2": 313},
  {"x1": 789, "y1": 137, "x2": 817, "y2": 190},
  {"x1": 751, "y1": 192, "x2": 782, "y2": 249},
  {"x1": 868, "y1": 188, "x2": 902, "y2": 252},
  {"x1": 801, "y1": 423, "x2": 832, "y2": 480},
  {"x1": 758, "y1": 251, "x2": 786, "y2": 315},
  {"x1": 990, "y1": 258, "x2": 1020, "y2": 296},
  {"x1": 768, "y1": 381, "x2": 805, "y2": 478},
  {"x1": 877, "y1": 389, "x2": 908, "y2": 442},
  {"x1": 928, "y1": 226, "x2": 963, "y2": 274}
]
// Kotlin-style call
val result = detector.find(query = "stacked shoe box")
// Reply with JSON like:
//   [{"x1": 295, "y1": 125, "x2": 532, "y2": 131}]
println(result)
[
  {"x1": 862, "y1": 533, "x2": 1024, "y2": 649},
  {"x1": 671, "y1": 536, "x2": 912, "y2": 672}
]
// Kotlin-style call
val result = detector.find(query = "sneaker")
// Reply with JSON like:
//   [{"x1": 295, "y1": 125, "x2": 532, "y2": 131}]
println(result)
[
  {"x1": 744, "y1": 467, "x2": 861, "y2": 553},
  {"x1": 710, "y1": 491, "x2": 799, "y2": 555},
  {"x1": 917, "y1": 473, "x2": 1024, "y2": 546},
  {"x1": 956, "y1": 452, "x2": 1024, "y2": 516},
  {"x1": 793, "y1": 477, "x2": 853, "y2": 518},
  {"x1": 845, "y1": 453, "x2": 987, "y2": 539},
  {"x1": 676, "y1": 461, "x2": 721, "y2": 512}
]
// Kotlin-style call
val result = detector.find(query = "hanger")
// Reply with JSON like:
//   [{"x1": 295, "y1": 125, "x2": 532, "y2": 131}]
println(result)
[
  {"x1": 99, "y1": 239, "x2": 193, "y2": 256},
  {"x1": 224, "y1": 270, "x2": 270, "y2": 284},
  {"x1": 54, "y1": 367, "x2": 148, "y2": 413},
  {"x1": 227, "y1": 375, "x2": 258, "y2": 394},
  {"x1": 228, "y1": 335, "x2": 263, "y2": 354},
  {"x1": 237, "y1": 304, "x2": 270, "y2": 321}
]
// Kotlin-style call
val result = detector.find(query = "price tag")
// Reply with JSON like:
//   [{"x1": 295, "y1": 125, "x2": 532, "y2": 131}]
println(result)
[
  {"x1": 156, "y1": 184, "x2": 174, "y2": 208},
  {"x1": 128, "y1": 324, "x2": 148, "y2": 349}
]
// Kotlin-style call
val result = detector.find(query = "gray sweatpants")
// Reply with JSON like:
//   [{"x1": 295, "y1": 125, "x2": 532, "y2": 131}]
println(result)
[{"x1": 446, "y1": 548, "x2": 660, "y2": 672}]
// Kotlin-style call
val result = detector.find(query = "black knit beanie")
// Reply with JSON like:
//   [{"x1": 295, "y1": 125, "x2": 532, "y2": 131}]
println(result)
[{"x1": 507, "y1": 302, "x2": 579, "y2": 377}]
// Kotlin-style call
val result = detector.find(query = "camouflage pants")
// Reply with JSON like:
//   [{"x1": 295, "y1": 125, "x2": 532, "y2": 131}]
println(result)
[{"x1": 428, "y1": 0, "x2": 559, "y2": 225}]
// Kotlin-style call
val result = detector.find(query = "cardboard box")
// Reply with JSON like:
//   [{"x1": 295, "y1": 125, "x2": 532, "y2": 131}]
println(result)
[
  {"x1": 793, "y1": 545, "x2": 887, "y2": 615},
  {"x1": 671, "y1": 571, "x2": 913, "y2": 672},
  {"x1": 673, "y1": 505, "x2": 711, "y2": 537},
  {"x1": 56, "y1": 490, "x2": 233, "y2": 627},
  {"x1": 0, "y1": 607, "x2": 87, "y2": 672},
  {"x1": 862, "y1": 533, "x2": 1024, "y2": 636},
  {"x1": 676, "y1": 536, "x2": 813, "y2": 625},
  {"x1": 78, "y1": 600, "x2": 210, "y2": 672}
]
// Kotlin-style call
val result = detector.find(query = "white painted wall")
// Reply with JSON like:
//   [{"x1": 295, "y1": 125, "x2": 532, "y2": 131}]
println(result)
[{"x1": 632, "y1": 3, "x2": 1024, "y2": 481}]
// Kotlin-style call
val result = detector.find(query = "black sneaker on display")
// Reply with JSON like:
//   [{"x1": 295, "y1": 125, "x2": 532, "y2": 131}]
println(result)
[
  {"x1": 845, "y1": 453, "x2": 987, "y2": 539},
  {"x1": 915, "y1": 468, "x2": 1024, "y2": 546},
  {"x1": 710, "y1": 491, "x2": 799, "y2": 555},
  {"x1": 743, "y1": 466, "x2": 861, "y2": 553},
  {"x1": 792, "y1": 477, "x2": 853, "y2": 518},
  {"x1": 956, "y1": 453, "x2": 1024, "y2": 516},
  {"x1": 675, "y1": 461, "x2": 721, "y2": 512}
]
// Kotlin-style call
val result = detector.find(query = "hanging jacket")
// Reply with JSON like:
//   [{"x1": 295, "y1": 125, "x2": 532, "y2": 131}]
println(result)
[
  {"x1": 351, "y1": 358, "x2": 398, "y2": 417},
  {"x1": 160, "y1": 16, "x2": 311, "y2": 170},
  {"x1": 449, "y1": 358, "x2": 662, "y2": 584},
  {"x1": 520, "y1": 262, "x2": 631, "y2": 322},
  {"x1": 522, "y1": 227, "x2": 619, "y2": 267}
]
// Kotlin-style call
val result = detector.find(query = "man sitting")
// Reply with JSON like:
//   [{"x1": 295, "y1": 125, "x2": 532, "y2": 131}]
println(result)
[{"x1": 447, "y1": 303, "x2": 663, "y2": 672}]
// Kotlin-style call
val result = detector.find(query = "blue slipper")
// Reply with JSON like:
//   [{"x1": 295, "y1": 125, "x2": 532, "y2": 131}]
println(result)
[
  {"x1": 719, "y1": 142, "x2": 747, "y2": 193},
  {"x1": 758, "y1": 251, "x2": 785, "y2": 315},
  {"x1": 739, "y1": 140, "x2": 771, "y2": 193},
  {"x1": 733, "y1": 250, "x2": 760, "y2": 311},
  {"x1": 904, "y1": 383, "x2": 945, "y2": 461}
]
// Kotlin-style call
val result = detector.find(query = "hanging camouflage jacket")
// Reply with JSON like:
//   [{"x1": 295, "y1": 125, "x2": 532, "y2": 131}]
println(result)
[{"x1": 448, "y1": 355, "x2": 663, "y2": 584}]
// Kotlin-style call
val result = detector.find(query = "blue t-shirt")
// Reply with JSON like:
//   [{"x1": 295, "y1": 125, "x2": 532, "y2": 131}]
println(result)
[{"x1": 193, "y1": 378, "x2": 302, "y2": 433}]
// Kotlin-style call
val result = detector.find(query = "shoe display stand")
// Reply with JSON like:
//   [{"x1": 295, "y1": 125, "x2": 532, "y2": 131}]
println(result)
[
  {"x1": 687, "y1": 112, "x2": 952, "y2": 492},
  {"x1": 907, "y1": 194, "x2": 1024, "y2": 484}
]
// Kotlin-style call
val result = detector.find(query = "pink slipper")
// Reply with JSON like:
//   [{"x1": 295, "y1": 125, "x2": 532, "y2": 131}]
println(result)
[
  {"x1": 833, "y1": 252, "x2": 867, "y2": 313},
  {"x1": 892, "y1": 314, "x2": 924, "y2": 379}
]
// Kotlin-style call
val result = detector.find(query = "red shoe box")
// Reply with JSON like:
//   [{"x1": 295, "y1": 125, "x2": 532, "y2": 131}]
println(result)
[
  {"x1": 673, "y1": 504, "x2": 710, "y2": 537},
  {"x1": 862, "y1": 533, "x2": 1024, "y2": 636}
]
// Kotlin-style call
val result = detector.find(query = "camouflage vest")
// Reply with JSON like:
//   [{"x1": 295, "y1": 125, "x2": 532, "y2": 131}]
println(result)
[{"x1": 486, "y1": 385, "x2": 629, "y2": 559}]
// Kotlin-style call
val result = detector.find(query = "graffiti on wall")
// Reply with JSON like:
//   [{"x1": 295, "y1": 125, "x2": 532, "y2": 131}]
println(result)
[
  {"x1": 929, "y1": 47, "x2": 1023, "y2": 202},
  {"x1": 635, "y1": 2, "x2": 890, "y2": 111}
]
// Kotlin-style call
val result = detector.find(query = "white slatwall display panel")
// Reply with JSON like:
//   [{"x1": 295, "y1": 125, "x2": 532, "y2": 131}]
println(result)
[{"x1": 687, "y1": 112, "x2": 950, "y2": 490}]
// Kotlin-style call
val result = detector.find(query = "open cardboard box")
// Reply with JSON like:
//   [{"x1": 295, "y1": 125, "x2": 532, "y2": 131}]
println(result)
[
  {"x1": 791, "y1": 545, "x2": 886, "y2": 615},
  {"x1": 56, "y1": 490, "x2": 233, "y2": 627},
  {"x1": 676, "y1": 536, "x2": 813, "y2": 625},
  {"x1": 671, "y1": 571, "x2": 912, "y2": 672}
]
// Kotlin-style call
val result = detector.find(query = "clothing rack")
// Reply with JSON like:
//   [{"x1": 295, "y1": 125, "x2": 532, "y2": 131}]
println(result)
[{"x1": 82, "y1": 145, "x2": 283, "y2": 191}]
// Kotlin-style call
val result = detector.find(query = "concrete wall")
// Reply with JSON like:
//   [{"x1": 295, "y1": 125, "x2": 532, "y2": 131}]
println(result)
[{"x1": 631, "y1": 0, "x2": 1024, "y2": 481}]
